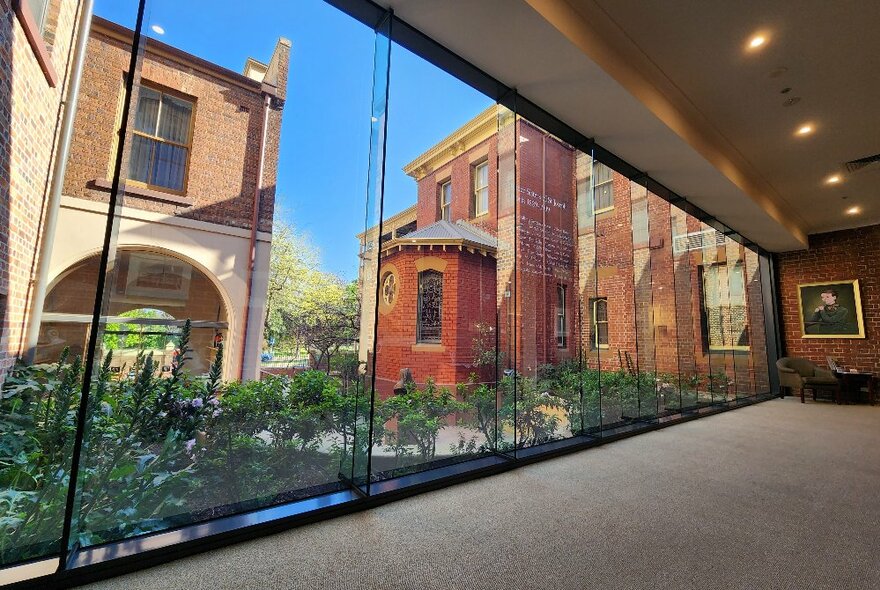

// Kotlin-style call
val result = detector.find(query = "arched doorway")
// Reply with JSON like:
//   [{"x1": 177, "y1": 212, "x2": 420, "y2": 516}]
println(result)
[{"x1": 38, "y1": 249, "x2": 230, "y2": 377}]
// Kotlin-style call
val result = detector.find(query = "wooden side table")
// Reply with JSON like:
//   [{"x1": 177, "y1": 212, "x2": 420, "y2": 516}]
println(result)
[{"x1": 833, "y1": 371, "x2": 875, "y2": 405}]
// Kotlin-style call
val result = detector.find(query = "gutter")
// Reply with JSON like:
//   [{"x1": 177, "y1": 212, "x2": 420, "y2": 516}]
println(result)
[
  {"x1": 239, "y1": 93, "x2": 272, "y2": 379},
  {"x1": 23, "y1": 0, "x2": 95, "y2": 361}
]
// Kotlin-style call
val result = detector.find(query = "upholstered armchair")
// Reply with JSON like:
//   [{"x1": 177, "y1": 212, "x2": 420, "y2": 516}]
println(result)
[{"x1": 776, "y1": 357, "x2": 839, "y2": 403}]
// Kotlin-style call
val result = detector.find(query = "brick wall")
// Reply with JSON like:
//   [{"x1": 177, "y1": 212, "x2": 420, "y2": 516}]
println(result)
[
  {"x1": 376, "y1": 113, "x2": 772, "y2": 397},
  {"x1": 416, "y1": 135, "x2": 498, "y2": 234},
  {"x1": 63, "y1": 21, "x2": 285, "y2": 233},
  {"x1": 374, "y1": 248, "x2": 495, "y2": 396},
  {"x1": 0, "y1": 0, "x2": 79, "y2": 379},
  {"x1": 777, "y1": 224, "x2": 880, "y2": 373}
]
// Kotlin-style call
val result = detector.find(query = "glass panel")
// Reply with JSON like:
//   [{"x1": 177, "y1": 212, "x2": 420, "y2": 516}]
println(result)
[
  {"x1": 646, "y1": 190, "x2": 680, "y2": 415},
  {"x1": 369, "y1": 36, "x2": 497, "y2": 480},
  {"x1": 0, "y1": 0, "x2": 143, "y2": 568},
  {"x1": 630, "y1": 181, "x2": 657, "y2": 420},
  {"x1": 576, "y1": 150, "x2": 600, "y2": 434},
  {"x1": 496, "y1": 101, "x2": 516, "y2": 453},
  {"x1": 670, "y1": 206, "x2": 700, "y2": 409},
  {"x1": 594, "y1": 165, "x2": 639, "y2": 429},
  {"x1": 514, "y1": 118, "x2": 580, "y2": 450},
  {"x1": 61, "y1": 0, "x2": 381, "y2": 548},
  {"x1": 745, "y1": 249, "x2": 771, "y2": 395}
]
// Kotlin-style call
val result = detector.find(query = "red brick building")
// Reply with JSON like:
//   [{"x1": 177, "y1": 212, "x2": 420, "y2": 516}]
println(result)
[
  {"x1": 1, "y1": 11, "x2": 289, "y2": 380},
  {"x1": 364, "y1": 106, "x2": 770, "y2": 398}
]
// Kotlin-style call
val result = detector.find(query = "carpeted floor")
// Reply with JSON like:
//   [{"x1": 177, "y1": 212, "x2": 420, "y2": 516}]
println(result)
[{"x1": 81, "y1": 397, "x2": 880, "y2": 590}]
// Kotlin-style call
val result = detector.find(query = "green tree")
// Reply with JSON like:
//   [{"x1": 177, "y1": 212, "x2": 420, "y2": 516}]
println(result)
[
  {"x1": 263, "y1": 218, "x2": 320, "y2": 348},
  {"x1": 290, "y1": 278, "x2": 359, "y2": 372},
  {"x1": 103, "y1": 308, "x2": 174, "y2": 351}
]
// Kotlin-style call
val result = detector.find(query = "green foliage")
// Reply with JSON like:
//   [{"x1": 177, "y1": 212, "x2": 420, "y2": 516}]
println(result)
[
  {"x1": 1, "y1": 320, "x2": 743, "y2": 565},
  {"x1": 0, "y1": 350, "x2": 81, "y2": 562},
  {"x1": 376, "y1": 379, "x2": 468, "y2": 464},
  {"x1": 103, "y1": 308, "x2": 174, "y2": 351},
  {"x1": 456, "y1": 375, "x2": 498, "y2": 449}
]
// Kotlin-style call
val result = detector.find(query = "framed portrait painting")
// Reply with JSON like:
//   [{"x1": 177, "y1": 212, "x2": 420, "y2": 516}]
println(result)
[{"x1": 797, "y1": 279, "x2": 865, "y2": 338}]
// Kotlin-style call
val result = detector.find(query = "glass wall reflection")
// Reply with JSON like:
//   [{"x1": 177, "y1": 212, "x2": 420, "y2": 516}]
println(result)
[
  {"x1": 0, "y1": 0, "x2": 775, "y2": 577},
  {"x1": 368, "y1": 39, "x2": 499, "y2": 479}
]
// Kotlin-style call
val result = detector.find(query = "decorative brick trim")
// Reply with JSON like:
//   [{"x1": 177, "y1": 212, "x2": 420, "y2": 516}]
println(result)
[
  {"x1": 414, "y1": 256, "x2": 448, "y2": 273},
  {"x1": 12, "y1": 0, "x2": 59, "y2": 87}
]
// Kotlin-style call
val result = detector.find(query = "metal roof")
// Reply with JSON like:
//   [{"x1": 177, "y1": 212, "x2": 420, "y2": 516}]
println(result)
[{"x1": 397, "y1": 219, "x2": 497, "y2": 250}]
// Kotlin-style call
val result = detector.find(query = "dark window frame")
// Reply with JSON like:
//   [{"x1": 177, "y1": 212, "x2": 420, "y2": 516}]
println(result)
[{"x1": 416, "y1": 270, "x2": 443, "y2": 343}]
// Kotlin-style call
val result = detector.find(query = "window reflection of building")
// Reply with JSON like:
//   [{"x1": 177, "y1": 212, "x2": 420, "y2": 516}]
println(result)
[
  {"x1": 440, "y1": 180, "x2": 452, "y2": 221},
  {"x1": 591, "y1": 297, "x2": 609, "y2": 349},
  {"x1": 701, "y1": 262, "x2": 749, "y2": 350},
  {"x1": 556, "y1": 284, "x2": 567, "y2": 348}
]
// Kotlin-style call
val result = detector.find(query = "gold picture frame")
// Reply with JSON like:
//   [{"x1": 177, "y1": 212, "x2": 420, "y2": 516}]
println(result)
[{"x1": 797, "y1": 279, "x2": 865, "y2": 339}]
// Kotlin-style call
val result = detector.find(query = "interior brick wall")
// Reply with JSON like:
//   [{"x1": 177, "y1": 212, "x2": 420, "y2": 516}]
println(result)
[{"x1": 777, "y1": 224, "x2": 880, "y2": 373}]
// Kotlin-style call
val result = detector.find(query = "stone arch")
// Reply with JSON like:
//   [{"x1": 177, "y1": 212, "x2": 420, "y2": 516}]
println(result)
[{"x1": 39, "y1": 246, "x2": 234, "y2": 377}]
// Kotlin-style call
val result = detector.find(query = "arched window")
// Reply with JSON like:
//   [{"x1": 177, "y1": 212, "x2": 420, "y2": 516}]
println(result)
[{"x1": 417, "y1": 270, "x2": 443, "y2": 343}]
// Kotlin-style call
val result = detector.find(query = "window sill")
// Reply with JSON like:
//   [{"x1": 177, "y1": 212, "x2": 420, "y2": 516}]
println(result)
[
  {"x1": 412, "y1": 343, "x2": 445, "y2": 353},
  {"x1": 708, "y1": 346, "x2": 751, "y2": 353},
  {"x1": 93, "y1": 178, "x2": 194, "y2": 207},
  {"x1": 471, "y1": 211, "x2": 489, "y2": 219},
  {"x1": 593, "y1": 206, "x2": 615, "y2": 216},
  {"x1": 13, "y1": 0, "x2": 59, "y2": 87}
]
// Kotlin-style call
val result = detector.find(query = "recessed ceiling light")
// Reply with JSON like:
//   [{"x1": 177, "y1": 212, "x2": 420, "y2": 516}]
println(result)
[
  {"x1": 825, "y1": 174, "x2": 842, "y2": 185},
  {"x1": 151, "y1": 24, "x2": 165, "y2": 35},
  {"x1": 747, "y1": 33, "x2": 767, "y2": 50},
  {"x1": 795, "y1": 123, "x2": 814, "y2": 137},
  {"x1": 845, "y1": 206, "x2": 861, "y2": 215}
]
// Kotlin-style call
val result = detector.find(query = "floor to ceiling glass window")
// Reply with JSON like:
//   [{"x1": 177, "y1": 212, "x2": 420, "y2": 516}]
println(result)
[
  {"x1": 595, "y1": 163, "x2": 641, "y2": 431},
  {"x1": 575, "y1": 150, "x2": 602, "y2": 434},
  {"x1": 669, "y1": 206, "x2": 701, "y2": 410},
  {"x1": 368, "y1": 37, "x2": 499, "y2": 481},
  {"x1": 0, "y1": 0, "x2": 140, "y2": 570},
  {"x1": 0, "y1": 0, "x2": 386, "y2": 553},
  {"x1": 0, "y1": 0, "x2": 776, "y2": 585}
]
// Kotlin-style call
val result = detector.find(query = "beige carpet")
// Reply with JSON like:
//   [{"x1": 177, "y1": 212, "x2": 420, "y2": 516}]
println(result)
[{"x1": 81, "y1": 397, "x2": 880, "y2": 590}]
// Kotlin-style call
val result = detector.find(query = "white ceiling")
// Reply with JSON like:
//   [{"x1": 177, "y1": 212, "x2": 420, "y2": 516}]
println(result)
[{"x1": 377, "y1": 0, "x2": 880, "y2": 252}]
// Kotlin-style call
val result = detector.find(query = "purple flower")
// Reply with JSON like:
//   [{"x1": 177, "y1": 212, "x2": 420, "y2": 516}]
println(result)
[
  {"x1": 208, "y1": 398, "x2": 220, "y2": 406},
  {"x1": 191, "y1": 398, "x2": 204, "y2": 408},
  {"x1": 185, "y1": 439, "x2": 196, "y2": 452}
]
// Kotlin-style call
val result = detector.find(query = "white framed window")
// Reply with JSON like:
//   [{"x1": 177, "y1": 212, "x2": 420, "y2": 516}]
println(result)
[
  {"x1": 556, "y1": 284, "x2": 567, "y2": 348},
  {"x1": 440, "y1": 180, "x2": 452, "y2": 221},
  {"x1": 593, "y1": 163, "x2": 614, "y2": 213},
  {"x1": 473, "y1": 161, "x2": 489, "y2": 217},
  {"x1": 592, "y1": 297, "x2": 609, "y2": 349},
  {"x1": 701, "y1": 263, "x2": 749, "y2": 351},
  {"x1": 128, "y1": 85, "x2": 194, "y2": 193}
]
